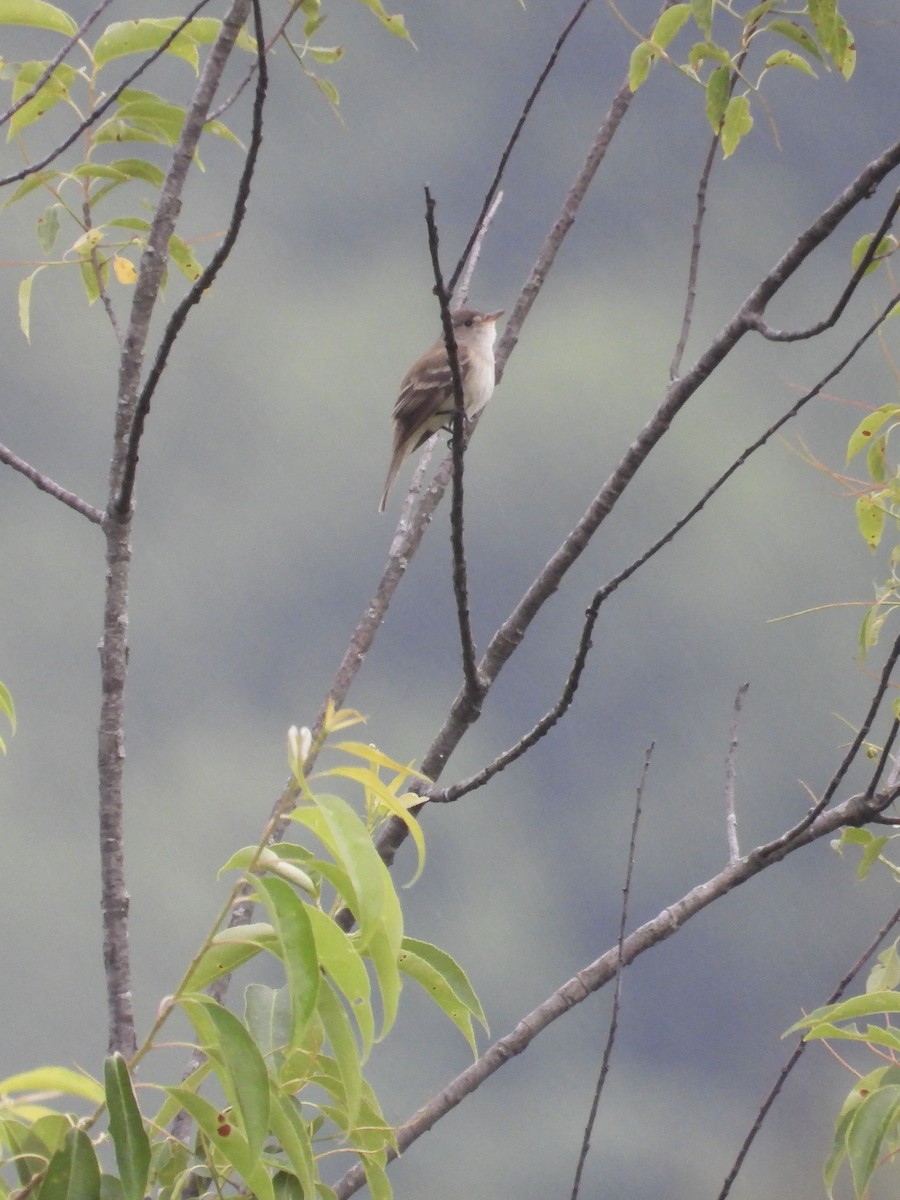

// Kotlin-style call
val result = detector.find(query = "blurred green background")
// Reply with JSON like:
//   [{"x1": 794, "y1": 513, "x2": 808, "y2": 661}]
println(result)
[{"x1": 3, "y1": 1, "x2": 900, "y2": 1196}]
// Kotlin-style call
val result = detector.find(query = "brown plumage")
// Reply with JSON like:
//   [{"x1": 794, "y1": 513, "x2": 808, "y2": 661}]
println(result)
[{"x1": 378, "y1": 307, "x2": 504, "y2": 513}]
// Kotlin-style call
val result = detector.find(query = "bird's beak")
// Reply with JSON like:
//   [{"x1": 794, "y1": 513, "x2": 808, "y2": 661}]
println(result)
[{"x1": 483, "y1": 310, "x2": 505, "y2": 324}]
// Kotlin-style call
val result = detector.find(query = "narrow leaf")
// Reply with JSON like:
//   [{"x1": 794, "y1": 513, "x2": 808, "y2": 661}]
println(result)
[
  {"x1": 104, "y1": 1054, "x2": 150, "y2": 1200},
  {"x1": 255, "y1": 875, "x2": 320, "y2": 1045},
  {"x1": 39, "y1": 1126, "x2": 100, "y2": 1199},
  {"x1": 179, "y1": 997, "x2": 271, "y2": 1161}
]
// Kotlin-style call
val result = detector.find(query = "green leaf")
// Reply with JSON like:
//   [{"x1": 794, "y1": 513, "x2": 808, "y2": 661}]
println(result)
[
  {"x1": 308, "y1": 43, "x2": 344, "y2": 64},
  {"x1": 847, "y1": 405, "x2": 900, "y2": 461},
  {"x1": 254, "y1": 876, "x2": 320, "y2": 1046},
  {"x1": 651, "y1": 3, "x2": 691, "y2": 49},
  {"x1": 8, "y1": 62, "x2": 77, "y2": 138},
  {"x1": 687, "y1": 41, "x2": 731, "y2": 69},
  {"x1": 851, "y1": 233, "x2": 898, "y2": 276},
  {"x1": 762, "y1": 48, "x2": 817, "y2": 77},
  {"x1": 179, "y1": 997, "x2": 271, "y2": 1162},
  {"x1": 720, "y1": 93, "x2": 753, "y2": 156},
  {"x1": 18, "y1": 267, "x2": 42, "y2": 342},
  {"x1": 269, "y1": 1095, "x2": 317, "y2": 1200},
  {"x1": 305, "y1": 906, "x2": 374, "y2": 1055},
  {"x1": 866, "y1": 434, "x2": 886, "y2": 483},
  {"x1": 36, "y1": 204, "x2": 59, "y2": 254},
  {"x1": 165, "y1": 1087, "x2": 275, "y2": 1200},
  {"x1": 691, "y1": 0, "x2": 713, "y2": 37},
  {"x1": 355, "y1": 0, "x2": 413, "y2": 42},
  {"x1": 94, "y1": 89, "x2": 186, "y2": 147},
  {"x1": 399, "y1": 939, "x2": 486, "y2": 1054},
  {"x1": 0, "y1": 1065, "x2": 104, "y2": 1105},
  {"x1": 291, "y1": 794, "x2": 390, "y2": 944},
  {"x1": 364, "y1": 923, "x2": 402, "y2": 1039},
  {"x1": 93, "y1": 18, "x2": 196, "y2": 70},
  {"x1": 704, "y1": 64, "x2": 730, "y2": 129},
  {"x1": 38, "y1": 1127, "x2": 100, "y2": 1200},
  {"x1": 168, "y1": 233, "x2": 203, "y2": 282},
  {"x1": 855, "y1": 493, "x2": 885, "y2": 551},
  {"x1": 0, "y1": 0, "x2": 75, "y2": 35},
  {"x1": 846, "y1": 1085, "x2": 900, "y2": 1197},
  {"x1": 764, "y1": 18, "x2": 824, "y2": 61},
  {"x1": 79, "y1": 254, "x2": 107, "y2": 305},
  {"x1": 316, "y1": 980, "x2": 363, "y2": 1126},
  {"x1": 328, "y1": 764, "x2": 426, "y2": 883},
  {"x1": 182, "y1": 923, "x2": 272, "y2": 992},
  {"x1": 104, "y1": 1054, "x2": 150, "y2": 1200},
  {"x1": 868, "y1": 941, "x2": 900, "y2": 993},
  {"x1": 245, "y1": 983, "x2": 293, "y2": 1059},
  {"x1": 628, "y1": 41, "x2": 655, "y2": 92},
  {"x1": 2, "y1": 169, "x2": 59, "y2": 210},
  {"x1": 0, "y1": 680, "x2": 15, "y2": 733}
]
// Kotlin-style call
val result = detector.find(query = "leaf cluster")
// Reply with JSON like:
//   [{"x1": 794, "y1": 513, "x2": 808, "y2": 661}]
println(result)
[
  {"x1": 627, "y1": 0, "x2": 855, "y2": 157},
  {"x1": 0, "y1": 713, "x2": 485, "y2": 1200}
]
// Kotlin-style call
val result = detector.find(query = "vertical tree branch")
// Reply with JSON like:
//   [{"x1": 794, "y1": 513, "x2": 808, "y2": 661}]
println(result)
[
  {"x1": 97, "y1": 0, "x2": 254, "y2": 1056},
  {"x1": 424, "y1": 187, "x2": 483, "y2": 699}
]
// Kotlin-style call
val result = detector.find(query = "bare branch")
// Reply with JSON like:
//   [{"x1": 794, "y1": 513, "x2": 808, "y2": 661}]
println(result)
[
  {"x1": 424, "y1": 187, "x2": 482, "y2": 699},
  {"x1": 670, "y1": 134, "x2": 719, "y2": 380},
  {"x1": 725, "y1": 684, "x2": 749, "y2": 863},
  {"x1": 570, "y1": 743, "x2": 651, "y2": 1200},
  {"x1": 494, "y1": 75, "x2": 636, "y2": 381},
  {"x1": 0, "y1": 442, "x2": 104, "y2": 525},
  {"x1": 115, "y1": 0, "x2": 268, "y2": 517},
  {"x1": 447, "y1": 0, "x2": 601, "y2": 295},
  {"x1": 334, "y1": 782, "x2": 900, "y2": 1199}
]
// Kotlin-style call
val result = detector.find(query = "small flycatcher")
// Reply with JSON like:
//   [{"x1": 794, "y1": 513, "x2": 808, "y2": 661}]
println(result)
[{"x1": 378, "y1": 306, "x2": 504, "y2": 512}]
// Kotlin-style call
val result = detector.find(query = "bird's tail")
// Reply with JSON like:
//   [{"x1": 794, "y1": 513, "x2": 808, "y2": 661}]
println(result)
[{"x1": 378, "y1": 448, "x2": 406, "y2": 513}]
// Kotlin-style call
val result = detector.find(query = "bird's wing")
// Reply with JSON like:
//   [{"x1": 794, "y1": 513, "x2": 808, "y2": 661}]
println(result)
[{"x1": 391, "y1": 343, "x2": 473, "y2": 426}]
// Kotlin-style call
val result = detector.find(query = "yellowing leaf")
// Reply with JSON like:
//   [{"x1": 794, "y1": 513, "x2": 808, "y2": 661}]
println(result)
[{"x1": 113, "y1": 254, "x2": 137, "y2": 284}]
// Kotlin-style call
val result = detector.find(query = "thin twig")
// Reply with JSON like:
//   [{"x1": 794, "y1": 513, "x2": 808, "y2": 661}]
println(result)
[
  {"x1": 570, "y1": 743, "x2": 651, "y2": 1200},
  {"x1": 115, "y1": 2, "x2": 267, "y2": 518},
  {"x1": 447, "y1": 0, "x2": 603, "y2": 294},
  {"x1": 0, "y1": 442, "x2": 104, "y2": 525},
  {"x1": 749, "y1": 188, "x2": 900, "y2": 341},
  {"x1": 424, "y1": 187, "x2": 482, "y2": 699},
  {"x1": 715, "y1": 901, "x2": 900, "y2": 1200},
  {"x1": 332, "y1": 781, "x2": 900, "y2": 1200},
  {"x1": 725, "y1": 683, "x2": 749, "y2": 863},
  {"x1": 670, "y1": 135, "x2": 718, "y2": 380}
]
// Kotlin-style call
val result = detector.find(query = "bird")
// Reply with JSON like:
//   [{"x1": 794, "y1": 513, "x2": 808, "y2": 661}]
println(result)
[{"x1": 378, "y1": 306, "x2": 504, "y2": 512}]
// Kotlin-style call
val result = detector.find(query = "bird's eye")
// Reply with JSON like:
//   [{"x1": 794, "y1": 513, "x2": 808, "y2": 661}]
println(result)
[{"x1": 464, "y1": 318, "x2": 473, "y2": 327}]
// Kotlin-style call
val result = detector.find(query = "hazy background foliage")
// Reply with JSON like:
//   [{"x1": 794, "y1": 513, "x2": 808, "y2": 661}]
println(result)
[{"x1": 3, "y1": 1, "x2": 900, "y2": 1196}]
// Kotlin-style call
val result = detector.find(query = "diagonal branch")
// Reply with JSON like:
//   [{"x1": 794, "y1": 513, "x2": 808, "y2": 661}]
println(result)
[
  {"x1": 0, "y1": 442, "x2": 104, "y2": 525},
  {"x1": 334, "y1": 781, "x2": 900, "y2": 1199}
]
